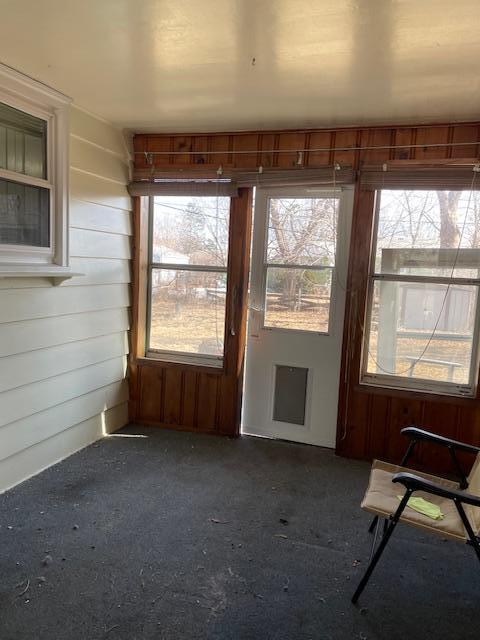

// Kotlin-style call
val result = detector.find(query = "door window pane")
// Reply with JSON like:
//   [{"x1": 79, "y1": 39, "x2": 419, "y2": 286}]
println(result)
[
  {"x1": 264, "y1": 267, "x2": 332, "y2": 333},
  {"x1": 149, "y1": 269, "x2": 227, "y2": 356},
  {"x1": 266, "y1": 197, "x2": 338, "y2": 266},
  {"x1": 0, "y1": 177, "x2": 49, "y2": 246},
  {"x1": 0, "y1": 102, "x2": 47, "y2": 179},
  {"x1": 152, "y1": 196, "x2": 230, "y2": 267},
  {"x1": 366, "y1": 280, "x2": 477, "y2": 385},
  {"x1": 375, "y1": 190, "x2": 480, "y2": 278}
]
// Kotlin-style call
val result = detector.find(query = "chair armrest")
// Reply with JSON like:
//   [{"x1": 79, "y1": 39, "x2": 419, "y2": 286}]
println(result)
[
  {"x1": 401, "y1": 426, "x2": 480, "y2": 455},
  {"x1": 392, "y1": 472, "x2": 480, "y2": 508}
]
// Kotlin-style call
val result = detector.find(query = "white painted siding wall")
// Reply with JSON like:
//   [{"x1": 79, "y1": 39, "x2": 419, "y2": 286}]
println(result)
[{"x1": 0, "y1": 106, "x2": 131, "y2": 492}]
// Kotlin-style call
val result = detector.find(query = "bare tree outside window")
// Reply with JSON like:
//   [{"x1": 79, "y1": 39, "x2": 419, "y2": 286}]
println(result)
[
  {"x1": 264, "y1": 197, "x2": 339, "y2": 332},
  {"x1": 148, "y1": 196, "x2": 230, "y2": 359},
  {"x1": 365, "y1": 188, "x2": 480, "y2": 391}
]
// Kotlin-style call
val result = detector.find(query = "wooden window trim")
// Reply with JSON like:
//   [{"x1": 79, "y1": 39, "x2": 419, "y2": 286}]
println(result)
[
  {"x1": 131, "y1": 194, "x2": 232, "y2": 371},
  {"x1": 129, "y1": 189, "x2": 253, "y2": 435},
  {"x1": 360, "y1": 188, "x2": 480, "y2": 398}
]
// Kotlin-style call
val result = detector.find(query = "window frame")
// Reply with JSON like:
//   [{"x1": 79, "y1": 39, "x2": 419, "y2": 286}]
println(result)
[
  {"x1": 0, "y1": 63, "x2": 72, "y2": 282},
  {"x1": 145, "y1": 195, "x2": 230, "y2": 368},
  {"x1": 361, "y1": 189, "x2": 480, "y2": 398},
  {"x1": 256, "y1": 187, "x2": 343, "y2": 336}
]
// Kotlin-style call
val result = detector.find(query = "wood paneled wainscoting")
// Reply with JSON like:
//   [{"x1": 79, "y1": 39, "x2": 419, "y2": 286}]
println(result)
[
  {"x1": 129, "y1": 189, "x2": 253, "y2": 437},
  {"x1": 131, "y1": 122, "x2": 480, "y2": 472},
  {"x1": 336, "y1": 188, "x2": 480, "y2": 475}
]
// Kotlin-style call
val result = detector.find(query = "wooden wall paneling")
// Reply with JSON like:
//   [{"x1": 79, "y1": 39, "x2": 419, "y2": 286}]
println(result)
[
  {"x1": 224, "y1": 188, "x2": 254, "y2": 376},
  {"x1": 337, "y1": 186, "x2": 375, "y2": 461},
  {"x1": 413, "y1": 126, "x2": 451, "y2": 160},
  {"x1": 218, "y1": 375, "x2": 238, "y2": 436},
  {"x1": 172, "y1": 136, "x2": 193, "y2": 164},
  {"x1": 385, "y1": 396, "x2": 424, "y2": 466},
  {"x1": 129, "y1": 188, "x2": 253, "y2": 436},
  {"x1": 163, "y1": 368, "x2": 183, "y2": 425},
  {"x1": 258, "y1": 133, "x2": 277, "y2": 168},
  {"x1": 192, "y1": 136, "x2": 210, "y2": 165},
  {"x1": 147, "y1": 135, "x2": 173, "y2": 169},
  {"x1": 455, "y1": 405, "x2": 480, "y2": 474},
  {"x1": 305, "y1": 131, "x2": 332, "y2": 167},
  {"x1": 366, "y1": 394, "x2": 391, "y2": 460},
  {"x1": 276, "y1": 132, "x2": 307, "y2": 168},
  {"x1": 135, "y1": 123, "x2": 480, "y2": 175},
  {"x1": 137, "y1": 365, "x2": 163, "y2": 423},
  {"x1": 332, "y1": 129, "x2": 360, "y2": 168},
  {"x1": 209, "y1": 135, "x2": 232, "y2": 167},
  {"x1": 419, "y1": 402, "x2": 460, "y2": 472},
  {"x1": 337, "y1": 390, "x2": 370, "y2": 459},
  {"x1": 392, "y1": 128, "x2": 416, "y2": 160},
  {"x1": 133, "y1": 122, "x2": 480, "y2": 470},
  {"x1": 220, "y1": 187, "x2": 254, "y2": 434},
  {"x1": 338, "y1": 183, "x2": 480, "y2": 469},
  {"x1": 182, "y1": 370, "x2": 198, "y2": 429},
  {"x1": 232, "y1": 134, "x2": 260, "y2": 169},
  {"x1": 359, "y1": 128, "x2": 394, "y2": 165},
  {"x1": 129, "y1": 362, "x2": 139, "y2": 420},
  {"x1": 460, "y1": 404, "x2": 480, "y2": 447},
  {"x1": 133, "y1": 135, "x2": 149, "y2": 171},
  {"x1": 450, "y1": 124, "x2": 480, "y2": 159},
  {"x1": 336, "y1": 188, "x2": 375, "y2": 457},
  {"x1": 196, "y1": 373, "x2": 220, "y2": 432}
]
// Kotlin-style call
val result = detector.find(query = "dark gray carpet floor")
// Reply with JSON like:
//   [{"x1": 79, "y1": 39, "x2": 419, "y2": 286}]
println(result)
[{"x1": 0, "y1": 425, "x2": 479, "y2": 640}]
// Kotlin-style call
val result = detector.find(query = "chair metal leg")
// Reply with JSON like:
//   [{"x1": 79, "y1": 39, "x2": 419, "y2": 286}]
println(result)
[
  {"x1": 352, "y1": 519, "x2": 397, "y2": 604},
  {"x1": 369, "y1": 518, "x2": 381, "y2": 563},
  {"x1": 368, "y1": 515, "x2": 378, "y2": 533},
  {"x1": 455, "y1": 499, "x2": 480, "y2": 564},
  {"x1": 383, "y1": 518, "x2": 388, "y2": 536},
  {"x1": 352, "y1": 491, "x2": 412, "y2": 604}
]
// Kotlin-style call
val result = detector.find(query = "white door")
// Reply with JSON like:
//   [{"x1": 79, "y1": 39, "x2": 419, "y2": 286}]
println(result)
[{"x1": 242, "y1": 186, "x2": 353, "y2": 447}]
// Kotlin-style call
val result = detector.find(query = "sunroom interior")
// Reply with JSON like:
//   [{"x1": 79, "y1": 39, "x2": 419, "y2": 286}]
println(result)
[{"x1": 0, "y1": 2, "x2": 480, "y2": 639}]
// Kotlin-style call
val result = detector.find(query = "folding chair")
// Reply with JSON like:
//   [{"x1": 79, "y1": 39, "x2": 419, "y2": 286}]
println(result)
[{"x1": 352, "y1": 426, "x2": 480, "y2": 604}]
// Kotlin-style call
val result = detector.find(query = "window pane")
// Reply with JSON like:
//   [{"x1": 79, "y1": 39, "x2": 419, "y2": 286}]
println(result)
[
  {"x1": 375, "y1": 190, "x2": 480, "y2": 278},
  {"x1": 266, "y1": 197, "x2": 338, "y2": 266},
  {"x1": 152, "y1": 196, "x2": 230, "y2": 267},
  {"x1": 0, "y1": 102, "x2": 47, "y2": 179},
  {"x1": 264, "y1": 267, "x2": 332, "y2": 332},
  {"x1": 149, "y1": 269, "x2": 227, "y2": 356},
  {"x1": 366, "y1": 280, "x2": 477, "y2": 385},
  {"x1": 0, "y1": 177, "x2": 49, "y2": 247}
]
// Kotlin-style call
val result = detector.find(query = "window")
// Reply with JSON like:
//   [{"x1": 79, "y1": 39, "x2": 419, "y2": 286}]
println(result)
[
  {"x1": 0, "y1": 64, "x2": 71, "y2": 279},
  {"x1": 263, "y1": 195, "x2": 339, "y2": 333},
  {"x1": 362, "y1": 188, "x2": 480, "y2": 396},
  {"x1": 146, "y1": 195, "x2": 231, "y2": 365}
]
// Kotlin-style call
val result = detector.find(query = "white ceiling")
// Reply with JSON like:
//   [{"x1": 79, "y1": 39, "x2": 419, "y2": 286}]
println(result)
[{"x1": 0, "y1": 0, "x2": 479, "y2": 133}]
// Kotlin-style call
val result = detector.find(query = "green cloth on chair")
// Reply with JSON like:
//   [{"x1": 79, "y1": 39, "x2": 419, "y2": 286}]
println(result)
[{"x1": 397, "y1": 495, "x2": 445, "y2": 520}]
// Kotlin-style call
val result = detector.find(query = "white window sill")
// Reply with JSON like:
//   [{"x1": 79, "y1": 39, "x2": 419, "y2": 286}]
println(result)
[
  {"x1": 361, "y1": 375, "x2": 475, "y2": 399},
  {"x1": 144, "y1": 351, "x2": 224, "y2": 369},
  {"x1": 0, "y1": 265, "x2": 83, "y2": 285}
]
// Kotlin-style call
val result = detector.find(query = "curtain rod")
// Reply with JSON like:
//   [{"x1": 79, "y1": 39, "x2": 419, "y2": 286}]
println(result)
[{"x1": 135, "y1": 141, "x2": 480, "y2": 157}]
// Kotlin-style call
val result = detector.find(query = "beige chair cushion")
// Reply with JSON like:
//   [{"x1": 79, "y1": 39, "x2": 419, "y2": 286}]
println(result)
[
  {"x1": 466, "y1": 453, "x2": 480, "y2": 533},
  {"x1": 361, "y1": 460, "x2": 469, "y2": 541}
]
